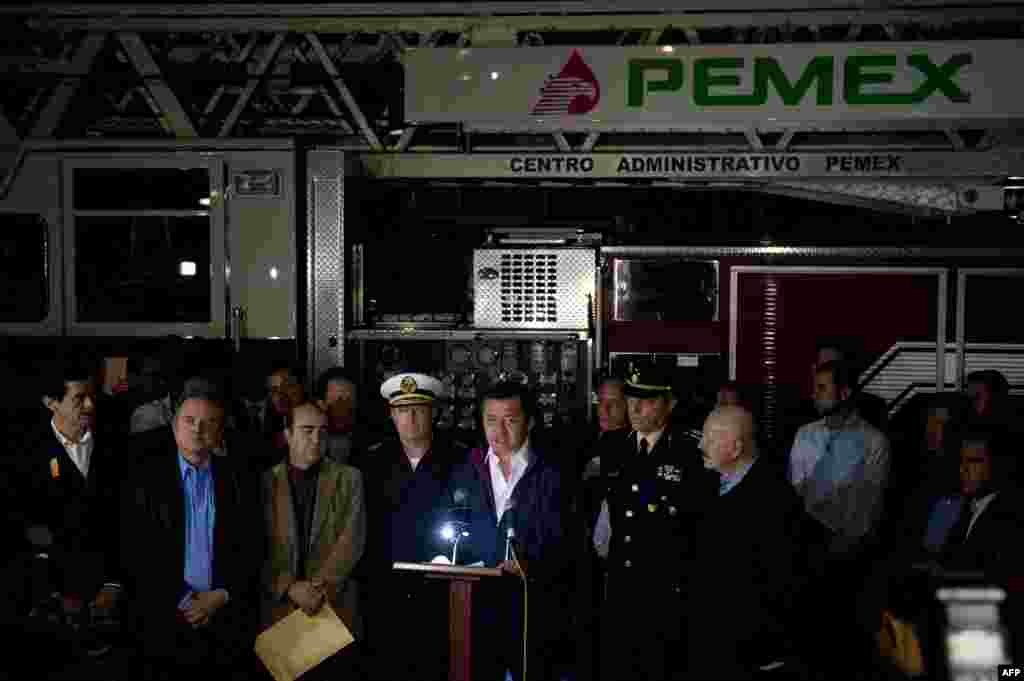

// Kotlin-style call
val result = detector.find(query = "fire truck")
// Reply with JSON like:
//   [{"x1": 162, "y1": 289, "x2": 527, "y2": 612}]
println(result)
[{"x1": 1, "y1": 0, "x2": 1023, "y2": 446}]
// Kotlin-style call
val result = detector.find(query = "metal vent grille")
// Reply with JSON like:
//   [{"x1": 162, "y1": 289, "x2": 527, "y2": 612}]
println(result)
[
  {"x1": 474, "y1": 248, "x2": 595, "y2": 329},
  {"x1": 499, "y1": 252, "x2": 559, "y2": 324}
]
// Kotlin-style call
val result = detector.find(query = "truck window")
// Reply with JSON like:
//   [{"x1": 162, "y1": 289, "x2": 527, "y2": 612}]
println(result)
[
  {"x1": 74, "y1": 214, "x2": 211, "y2": 323},
  {"x1": 73, "y1": 168, "x2": 210, "y2": 211},
  {"x1": 964, "y1": 274, "x2": 1024, "y2": 344},
  {"x1": 0, "y1": 213, "x2": 48, "y2": 322}
]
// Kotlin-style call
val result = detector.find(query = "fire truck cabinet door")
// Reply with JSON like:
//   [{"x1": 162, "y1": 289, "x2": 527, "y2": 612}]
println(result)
[{"x1": 731, "y1": 267, "x2": 947, "y2": 445}]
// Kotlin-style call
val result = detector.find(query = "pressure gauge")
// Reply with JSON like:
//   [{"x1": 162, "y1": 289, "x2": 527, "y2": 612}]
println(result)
[
  {"x1": 530, "y1": 341, "x2": 547, "y2": 374},
  {"x1": 505, "y1": 370, "x2": 529, "y2": 386},
  {"x1": 538, "y1": 372, "x2": 558, "y2": 388},
  {"x1": 458, "y1": 404, "x2": 477, "y2": 430},
  {"x1": 437, "y1": 404, "x2": 455, "y2": 430},
  {"x1": 457, "y1": 371, "x2": 477, "y2": 399},
  {"x1": 449, "y1": 344, "x2": 471, "y2": 366},
  {"x1": 476, "y1": 344, "x2": 499, "y2": 366},
  {"x1": 501, "y1": 342, "x2": 519, "y2": 371},
  {"x1": 379, "y1": 344, "x2": 402, "y2": 367}
]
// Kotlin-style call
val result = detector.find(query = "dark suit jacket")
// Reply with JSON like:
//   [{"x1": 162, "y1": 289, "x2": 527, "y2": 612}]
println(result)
[
  {"x1": 451, "y1": 446, "x2": 568, "y2": 579},
  {"x1": 358, "y1": 436, "x2": 467, "y2": 572},
  {"x1": 120, "y1": 435, "x2": 261, "y2": 660},
  {"x1": 684, "y1": 458, "x2": 811, "y2": 678},
  {"x1": 944, "y1": 490, "x2": 1024, "y2": 576},
  {"x1": 449, "y1": 445, "x2": 570, "y2": 681},
  {"x1": 7, "y1": 422, "x2": 121, "y2": 593}
]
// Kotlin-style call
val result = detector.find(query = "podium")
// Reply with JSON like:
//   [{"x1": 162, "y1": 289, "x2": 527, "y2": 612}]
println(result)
[{"x1": 393, "y1": 562, "x2": 503, "y2": 681}]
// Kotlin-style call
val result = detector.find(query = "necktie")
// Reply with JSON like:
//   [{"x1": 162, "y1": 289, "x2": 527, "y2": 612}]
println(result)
[{"x1": 639, "y1": 438, "x2": 649, "y2": 456}]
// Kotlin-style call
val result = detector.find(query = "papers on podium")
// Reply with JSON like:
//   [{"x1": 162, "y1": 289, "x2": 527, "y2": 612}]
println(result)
[
  {"x1": 430, "y1": 555, "x2": 487, "y2": 567},
  {"x1": 254, "y1": 602, "x2": 354, "y2": 681}
]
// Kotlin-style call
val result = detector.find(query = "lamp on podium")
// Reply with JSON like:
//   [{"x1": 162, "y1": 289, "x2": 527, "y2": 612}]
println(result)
[
  {"x1": 440, "y1": 520, "x2": 471, "y2": 565},
  {"x1": 393, "y1": 515, "x2": 502, "y2": 681}
]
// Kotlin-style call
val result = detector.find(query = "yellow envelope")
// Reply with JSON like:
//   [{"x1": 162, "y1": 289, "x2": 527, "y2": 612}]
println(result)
[{"x1": 254, "y1": 602, "x2": 355, "y2": 681}]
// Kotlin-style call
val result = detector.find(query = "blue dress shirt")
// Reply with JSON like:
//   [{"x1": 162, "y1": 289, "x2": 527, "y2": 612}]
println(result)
[
  {"x1": 719, "y1": 459, "x2": 755, "y2": 496},
  {"x1": 788, "y1": 413, "x2": 890, "y2": 541},
  {"x1": 178, "y1": 453, "x2": 216, "y2": 607}
]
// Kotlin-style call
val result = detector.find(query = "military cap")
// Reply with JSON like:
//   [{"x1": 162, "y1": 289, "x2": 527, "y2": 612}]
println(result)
[
  {"x1": 622, "y1": 361, "x2": 675, "y2": 398},
  {"x1": 380, "y1": 372, "x2": 445, "y2": 406}
]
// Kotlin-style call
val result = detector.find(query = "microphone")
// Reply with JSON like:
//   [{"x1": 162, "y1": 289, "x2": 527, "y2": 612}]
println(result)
[
  {"x1": 505, "y1": 526, "x2": 516, "y2": 562},
  {"x1": 449, "y1": 488, "x2": 471, "y2": 526},
  {"x1": 452, "y1": 487, "x2": 467, "y2": 506}
]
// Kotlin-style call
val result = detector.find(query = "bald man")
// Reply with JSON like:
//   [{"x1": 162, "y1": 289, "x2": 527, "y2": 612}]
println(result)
[{"x1": 683, "y1": 406, "x2": 810, "y2": 680}]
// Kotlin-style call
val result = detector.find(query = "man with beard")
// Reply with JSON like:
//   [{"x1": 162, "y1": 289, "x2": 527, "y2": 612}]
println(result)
[
  {"x1": 261, "y1": 402, "x2": 366, "y2": 679},
  {"x1": 4, "y1": 357, "x2": 121, "y2": 661},
  {"x1": 789, "y1": 360, "x2": 891, "y2": 558},
  {"x1": 788, "y1": 360, "x2": 891, "y2": 673},
  {"x1": 593, "y1": 362, "x2": 717, "y2": 681}
]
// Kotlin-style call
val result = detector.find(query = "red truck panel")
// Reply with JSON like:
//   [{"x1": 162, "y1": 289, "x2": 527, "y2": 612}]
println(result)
[{"x1": 735, "y1": 270, "x2": 939, "y2": 443}]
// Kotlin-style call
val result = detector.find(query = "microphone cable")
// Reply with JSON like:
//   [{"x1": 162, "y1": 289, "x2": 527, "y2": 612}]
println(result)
[{"x1": 509, "y1": 538, "x2": 528, "y2": 681}]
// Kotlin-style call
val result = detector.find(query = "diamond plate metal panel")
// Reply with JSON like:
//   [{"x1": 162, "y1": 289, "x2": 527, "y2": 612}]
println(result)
[
  {"x1": 781, "y1": 182, "x2": 960, "y2": 212},
  {"x1": 474, "y1": 248, "x2": 595, "y2": 330},
  {"x1": 307, "y1": 149, "x2": 344, "y2": 384}
]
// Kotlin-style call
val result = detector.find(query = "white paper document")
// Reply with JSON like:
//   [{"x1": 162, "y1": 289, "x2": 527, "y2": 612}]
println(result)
[{"x1": 254, "y1": 602, "x2": 355, "y2": 681}]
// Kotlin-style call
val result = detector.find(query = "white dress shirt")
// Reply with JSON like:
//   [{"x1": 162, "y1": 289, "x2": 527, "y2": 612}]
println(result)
[
  {"x1": 634, "y1": 428, "x2": 665, "y2": 453},
  {"x1": 50, "y1": 418, "x2": 94, "y2": 478},
  {"x1": 488, "y1": 441, "x2": 530, "y2": 522}
]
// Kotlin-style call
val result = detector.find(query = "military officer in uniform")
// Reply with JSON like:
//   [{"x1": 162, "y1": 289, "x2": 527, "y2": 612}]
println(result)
[
  {"x1": 358, "y1": 372, "x2": 467, "y2": 681},
  {"x1": 592, "y1": 362, "x2": 717, "y2": 681}
]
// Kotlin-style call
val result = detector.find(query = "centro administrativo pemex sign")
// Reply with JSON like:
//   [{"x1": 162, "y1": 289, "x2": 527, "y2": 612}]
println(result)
[{"x1": 403, "y1": 42, "x2": 1023, "y2": 131}]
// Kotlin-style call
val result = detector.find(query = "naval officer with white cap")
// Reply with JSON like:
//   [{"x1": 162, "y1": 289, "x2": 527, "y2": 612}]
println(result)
[{"x1": 360, "y1": 372, "x2": 468, "y2": 681}]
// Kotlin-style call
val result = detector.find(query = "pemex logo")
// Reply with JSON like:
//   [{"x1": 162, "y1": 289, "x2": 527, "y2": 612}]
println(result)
[{"x1": 530, "y1": 50, "x2": 601, "y2": 116}]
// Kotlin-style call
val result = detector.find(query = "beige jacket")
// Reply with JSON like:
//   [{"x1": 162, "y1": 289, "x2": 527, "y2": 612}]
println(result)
[{"x1": 261, "y1": 459, "x2": 366, "y2": 638}]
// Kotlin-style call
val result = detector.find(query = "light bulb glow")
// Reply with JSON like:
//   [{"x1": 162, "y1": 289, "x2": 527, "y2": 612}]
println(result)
[
  {"x1": 179, "y1": 261, "x2": 197, "y2": 277},
  {"x1": 440, "y1": 524, "x2": 455, "y2": 541}
]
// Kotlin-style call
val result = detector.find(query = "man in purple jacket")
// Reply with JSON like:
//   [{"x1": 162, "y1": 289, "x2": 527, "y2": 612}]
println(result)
[{"x1": 449, "y1": 381, "x2": 569, "y2": 681}]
